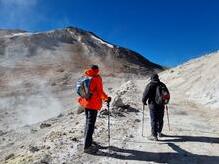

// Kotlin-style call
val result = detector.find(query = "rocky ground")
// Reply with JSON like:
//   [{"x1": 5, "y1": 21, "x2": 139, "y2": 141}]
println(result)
[{"x1": 0, "y1": 79, "x2": 218, "y2": 164}]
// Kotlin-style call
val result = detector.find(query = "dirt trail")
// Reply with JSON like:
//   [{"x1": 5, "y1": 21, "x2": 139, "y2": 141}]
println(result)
[
  {"x1": 71, "y1": 101, "x2": 219, "y2": 164},
  {"x1": 0, "y1": 80, "x2": 219, "y2": 164}
]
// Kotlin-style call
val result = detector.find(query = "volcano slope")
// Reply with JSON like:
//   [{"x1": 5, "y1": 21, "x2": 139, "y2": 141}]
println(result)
[
  {"x1": 0, "y1": 27, "x2": 163, "y2": 131},
  {"x1": 0, "y1": 52, "x2": 219, "y2": 163}
]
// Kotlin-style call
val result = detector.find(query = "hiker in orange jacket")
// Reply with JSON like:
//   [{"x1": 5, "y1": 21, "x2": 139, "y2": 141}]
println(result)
[{"x1": 78, "y1": 65, "x2": 111, "y2": 153}]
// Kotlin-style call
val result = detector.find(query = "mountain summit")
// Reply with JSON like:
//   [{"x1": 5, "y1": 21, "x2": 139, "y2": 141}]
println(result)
[{"x1": 0, "y1": 27, "x2": 163, "y2": 76}]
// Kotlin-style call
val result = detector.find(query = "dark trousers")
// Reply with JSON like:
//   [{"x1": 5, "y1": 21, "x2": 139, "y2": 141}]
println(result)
[
  {"x1": 149, "y1": 104, "x2": 165, "y2": 137},
  {"x1": 84, "y1": 108, "x2": 98, "y2": 149}
]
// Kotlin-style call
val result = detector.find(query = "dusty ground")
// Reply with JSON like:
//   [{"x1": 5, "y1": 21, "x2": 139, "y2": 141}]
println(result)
[
  {"x1": 0, "y1": 52, "x2": 219, "y2": 163},
  {"x1": 0, "y1": 79, "x2": 218, "y2": 164}
]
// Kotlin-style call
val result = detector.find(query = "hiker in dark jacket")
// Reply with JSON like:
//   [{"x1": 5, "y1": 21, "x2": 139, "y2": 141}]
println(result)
[{"x1": 142, "y1": 73, "x2": 167, "y2": 141}]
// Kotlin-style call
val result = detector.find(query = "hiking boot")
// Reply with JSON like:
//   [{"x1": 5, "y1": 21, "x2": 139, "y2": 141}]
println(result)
[
  {"x1": 92, "y1": 141, "x2": 102, "y2": 147},
  {"x1": 84, "y1": 145, "x2": 98, "y2": 154},
  {"x1": 158, "y1": 133, "x2": 165, "y2": 138},
  {"x1": 147, "y1": 135, "x2": 158, "y2": 141}
]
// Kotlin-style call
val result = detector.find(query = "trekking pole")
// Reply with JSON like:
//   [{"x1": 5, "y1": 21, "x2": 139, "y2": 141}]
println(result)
[
  {"x1": 166, "y1": 105, "x2": 171, "y2": 131},
  {"x1": 107, "y1": 102, "x2": 110, "y2": 152},
  {"x1": 142, "y1": 104, "x2": 145, "y2": 136}
]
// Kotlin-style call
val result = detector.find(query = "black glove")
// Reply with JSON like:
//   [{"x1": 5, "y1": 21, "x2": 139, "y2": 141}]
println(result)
[{"x1": 106, "y1": 97, "x2": 111, "y2": 103}]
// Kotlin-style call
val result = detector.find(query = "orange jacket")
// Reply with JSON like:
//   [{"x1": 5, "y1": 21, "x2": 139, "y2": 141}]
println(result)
[{"x1": 78, "y1": 68, "x2": 108, "y2": 110}]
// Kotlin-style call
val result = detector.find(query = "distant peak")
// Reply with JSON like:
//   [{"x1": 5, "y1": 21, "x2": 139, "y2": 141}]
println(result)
[{"x1": 64, "y1": 26, "x2": 88, "y2": 34}]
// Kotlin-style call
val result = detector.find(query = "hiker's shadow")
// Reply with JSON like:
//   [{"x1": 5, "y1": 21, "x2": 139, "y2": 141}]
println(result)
[
  {"x1": 160, "y1": 134, "x2": 219, "y2": 144},
  {"x1": 96, "y1": 143, "x2": 219, "y2": 163}
]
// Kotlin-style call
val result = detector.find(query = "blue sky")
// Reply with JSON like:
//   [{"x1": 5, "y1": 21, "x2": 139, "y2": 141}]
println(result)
[{"x1": 0, "y1": 0, "x2": 219, "y2": 67}]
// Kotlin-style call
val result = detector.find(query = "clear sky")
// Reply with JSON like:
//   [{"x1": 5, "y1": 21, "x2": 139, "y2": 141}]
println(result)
[{"x1": 0, "y1": 0, "x2": 219, "y2": 67}]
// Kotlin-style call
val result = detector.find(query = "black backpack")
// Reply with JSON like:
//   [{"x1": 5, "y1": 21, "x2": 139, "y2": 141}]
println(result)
[{"x1": 155, "y1": 83, "x2": 170, "y2": 105}]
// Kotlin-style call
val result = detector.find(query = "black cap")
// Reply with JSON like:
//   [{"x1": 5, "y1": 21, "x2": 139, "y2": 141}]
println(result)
[
  {"x1": 91, "y1": 65, "x2": 99, "y2": 70},
  {"x1": 151, "y1": 73, "x2": 159, "y2": 80}
]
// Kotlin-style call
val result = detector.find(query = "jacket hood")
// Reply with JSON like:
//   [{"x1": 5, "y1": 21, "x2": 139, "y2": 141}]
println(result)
[
  {"x1": 150, "y1": 74, "x2": 160, "y2": 83},
  {"x1": 84, "y1": 68, "x2": 99, "y2": 77}
]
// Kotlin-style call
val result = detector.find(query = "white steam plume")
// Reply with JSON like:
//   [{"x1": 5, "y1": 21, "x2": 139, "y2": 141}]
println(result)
[{"x1": 0, "y1": 76, "x2": 62, "y2": 130}]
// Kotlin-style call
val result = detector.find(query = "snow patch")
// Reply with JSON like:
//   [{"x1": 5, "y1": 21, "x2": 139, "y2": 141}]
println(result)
[
  {"x1": 91, "y1": 35, "x2": 114, "y2": 48},
  {"x1": 3, "y1": 32, "x2": 32, "y2": 38}
]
